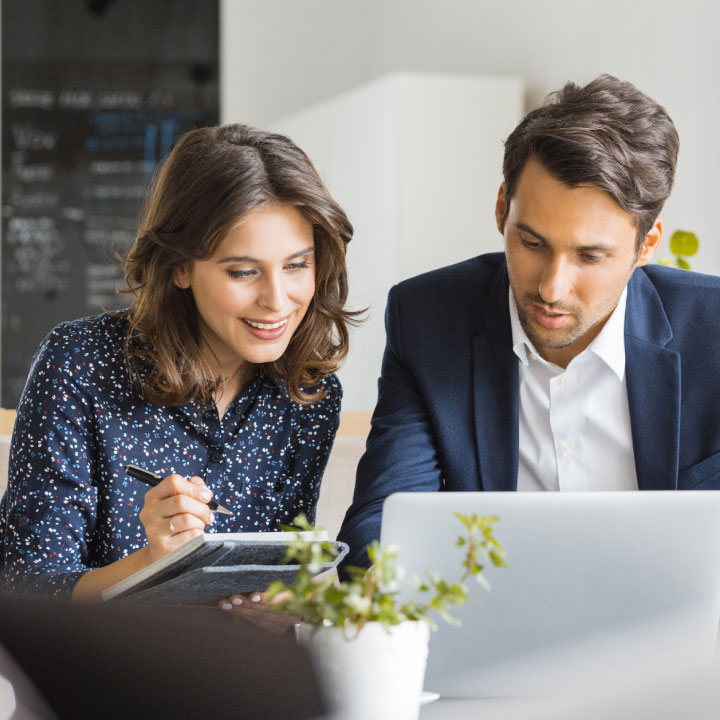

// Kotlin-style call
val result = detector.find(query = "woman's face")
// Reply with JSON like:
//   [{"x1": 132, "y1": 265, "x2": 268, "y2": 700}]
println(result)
[{"x1": 174, "y1": 204, "x2": 316, "y2": 376}]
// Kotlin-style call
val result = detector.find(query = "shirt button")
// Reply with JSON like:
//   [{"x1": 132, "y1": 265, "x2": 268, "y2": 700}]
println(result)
[
  {"x1": 17, "y1": 515, "x2": 30, "y2": 527},
  {"x1": 210, "y1": 449, "x2": 224, "y2": 463},
  {"x1": 529, "y1": 352, "x2": 537, "y2": 361},
  {"x1": 561, "y1": 441, "x2": 573, "y2": 455},
  {"x1": 556, "y1": 376, "x2": 567, "y2": 388}
]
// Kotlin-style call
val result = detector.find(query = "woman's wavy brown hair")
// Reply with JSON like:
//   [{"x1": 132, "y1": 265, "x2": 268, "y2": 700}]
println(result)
[{"x1": 123, "y1": 124, "x2": 358, "y2": 406}]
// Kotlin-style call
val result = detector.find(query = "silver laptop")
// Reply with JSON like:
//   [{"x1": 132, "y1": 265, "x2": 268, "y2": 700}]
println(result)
[{"x1": 380, "y1": 491, "x2": 720, "y2": 698}]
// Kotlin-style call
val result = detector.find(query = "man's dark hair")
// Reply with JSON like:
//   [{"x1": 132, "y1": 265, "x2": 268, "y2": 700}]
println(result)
[{"x1": 501, "y1": 74, "x2": 679, "y2": 249}]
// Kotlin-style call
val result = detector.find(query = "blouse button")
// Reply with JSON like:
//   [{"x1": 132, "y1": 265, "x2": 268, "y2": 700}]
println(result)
[
  {"x1": 234, "y1": 405, "x2": 244, "y2": 415},
  {"x1": 210, "y1": 449, "x2": 224, "y2": 463},
  {"x1": 17, "y1": 515, "x2": 30, "y2": 528}
]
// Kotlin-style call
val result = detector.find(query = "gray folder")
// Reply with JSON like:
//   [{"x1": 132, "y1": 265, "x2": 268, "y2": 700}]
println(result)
[{"x1": 105, "y1": 537, "x2": 348, "y2": 606}]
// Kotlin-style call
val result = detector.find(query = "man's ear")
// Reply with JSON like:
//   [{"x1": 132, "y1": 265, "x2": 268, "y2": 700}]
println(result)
[
  {"x1": 636, "y1": 217, "x2": 663, "y2": 267},
  {"x1": 173, "y1": 265, "x2": 191, "y2": 289},
  {"x1": 495, "y1": 183, "x2": 507, "y2": 235}
]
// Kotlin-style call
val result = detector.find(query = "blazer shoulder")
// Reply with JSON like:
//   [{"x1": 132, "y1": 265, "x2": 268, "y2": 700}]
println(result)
[
  {"x1": 635, "y1": 265, "x2": 720, "y2": 346},
  {"x1": 394, "y1": 252, "x2": 505, "y2": 304},
  {"x1": 639, "y1": 264, "x2": 720, "y2": 310}
]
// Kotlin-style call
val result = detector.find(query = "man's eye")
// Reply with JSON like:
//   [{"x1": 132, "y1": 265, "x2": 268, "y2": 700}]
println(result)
[
  {"x1": 581, "y1": 254, "x2": 603, "y2": 264},
  {"x1": 228, "y1": 269, "x2": 255, "y2": 279},
  {"x1": 520, "y1": 237, "x2": 542, "y2": 250}
]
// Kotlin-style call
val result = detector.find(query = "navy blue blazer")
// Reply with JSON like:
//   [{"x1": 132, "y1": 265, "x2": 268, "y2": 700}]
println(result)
[{"x1": 338, "y1": 252, "x2": 720, "y2": 568}]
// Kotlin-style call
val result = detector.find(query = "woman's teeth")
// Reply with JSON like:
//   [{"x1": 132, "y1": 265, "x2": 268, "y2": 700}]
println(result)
[{"x1": 244, "y1": 318, "x2": 288, "y2": 330}]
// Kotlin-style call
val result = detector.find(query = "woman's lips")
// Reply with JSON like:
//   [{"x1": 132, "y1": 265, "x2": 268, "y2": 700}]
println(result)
[
  {"x1": 242, "y1": 315, "x2": 290, "y2": 340},
  {"x1": 533, "y1": 305, "x2": 570, "y2": 329}
]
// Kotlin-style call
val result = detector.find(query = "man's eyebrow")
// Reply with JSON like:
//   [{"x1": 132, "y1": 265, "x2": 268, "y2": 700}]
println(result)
[
  {"x1": 515, "y1": 222, "x2": 548, "y2": 243},
  {"x1": 514, "y1": 222, "x2": 615, "y2": 252},
  {"x1": 216, "y1": 247, "x2": 315, "y2": 264}
]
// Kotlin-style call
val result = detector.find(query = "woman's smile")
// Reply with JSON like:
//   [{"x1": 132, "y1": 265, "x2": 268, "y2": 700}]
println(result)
[
  {"x1": 242, "y1": 314, "x2": 291, "y2": 340},
  {"x1": 173, "y1": 204, "x2": 316, "y2": 377}
]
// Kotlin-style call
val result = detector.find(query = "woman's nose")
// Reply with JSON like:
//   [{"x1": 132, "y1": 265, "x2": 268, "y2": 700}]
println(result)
[{"x1": 258, "y1": 273, "x2": 288, "y2": 312}]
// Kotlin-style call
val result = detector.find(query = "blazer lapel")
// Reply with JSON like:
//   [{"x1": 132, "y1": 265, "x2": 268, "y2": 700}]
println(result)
[
  {"x1": 472, "y1": 264, "x2": 519, "y2": 492},
  {"x1": 625, "y1": 271, "x2": 681, "y2": 491}
]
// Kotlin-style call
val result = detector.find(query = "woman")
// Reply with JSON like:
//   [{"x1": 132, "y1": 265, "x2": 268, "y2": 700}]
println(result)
[{"x1": 0, "y1": 124, "x2": 356, "y2": 602}]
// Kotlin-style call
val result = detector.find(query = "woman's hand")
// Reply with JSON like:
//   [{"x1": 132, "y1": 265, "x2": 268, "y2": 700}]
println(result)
[
  {"x1": 219, "y1": 590, "x2": 301, "y2": 635},
  {"x1": 139, "y1": 474, "x2": 215, "y2": 563}
]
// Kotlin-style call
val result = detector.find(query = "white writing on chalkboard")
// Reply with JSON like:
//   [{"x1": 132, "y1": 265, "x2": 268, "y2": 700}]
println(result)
[
  {"x1": 11, "y1": 124, "x2": 58, "y2": 151},
  {"x1": 7, "y1": 88, "x2": 148, "y2": 111},
  {"x1": 11, "y1": 154, "x2": 55, "y2": 182},
  {"x1": 8, "y1": 89, "x2": 54, "y2": 109}
]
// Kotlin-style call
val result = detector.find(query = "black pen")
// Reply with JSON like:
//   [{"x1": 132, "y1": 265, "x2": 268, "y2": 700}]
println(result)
[{"x1": 124, "y1": 464, "x2": 234, "y2": 517}]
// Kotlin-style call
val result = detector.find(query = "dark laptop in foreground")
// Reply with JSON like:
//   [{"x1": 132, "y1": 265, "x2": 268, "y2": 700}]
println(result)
[{"x1": 381, "y1": 491, "x2": 720, "y2": 699}]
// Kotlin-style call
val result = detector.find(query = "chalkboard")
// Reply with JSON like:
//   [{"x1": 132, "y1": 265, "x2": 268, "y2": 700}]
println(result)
[{"x1": 2, "y1": 0, "x2": 219, "y2": 407}]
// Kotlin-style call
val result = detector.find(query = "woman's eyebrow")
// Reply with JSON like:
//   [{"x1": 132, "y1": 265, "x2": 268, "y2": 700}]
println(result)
[
  {"x1": 216, "y1": 246, "x2": 315, "y2": 264},
  {"x1": 285, "y1": 247, "x2": 315, "y2": 260}
]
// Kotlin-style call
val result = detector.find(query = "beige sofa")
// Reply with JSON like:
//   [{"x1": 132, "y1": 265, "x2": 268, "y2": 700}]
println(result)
[{"x1": 0, "y1": 411, "x2": 367, "y2": 541}]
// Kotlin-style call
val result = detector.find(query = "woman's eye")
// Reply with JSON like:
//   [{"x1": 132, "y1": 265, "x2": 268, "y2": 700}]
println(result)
[
  {"x1": 285, "y1": 261, "x2": 309, "y2": 272},
  {"x1": 228, "y1": 269, "x2": 255, "y2": 279}
]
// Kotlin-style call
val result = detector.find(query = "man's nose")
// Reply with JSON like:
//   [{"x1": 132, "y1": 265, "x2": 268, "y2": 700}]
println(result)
[{"x1": 538, "y1": 257, "x2": 572, "y2": 304}]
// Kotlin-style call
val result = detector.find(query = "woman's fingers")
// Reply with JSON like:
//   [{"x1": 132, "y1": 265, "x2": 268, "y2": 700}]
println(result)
[
  {"x1": 167, "y1": 511, "x2": 208, "y2": 535},
  {"x1": 139, "y1": 473, "x2": 215, "y2": 562},
  {"x1": 218, "y1": 591, "x2": 302, "y2": 635}
]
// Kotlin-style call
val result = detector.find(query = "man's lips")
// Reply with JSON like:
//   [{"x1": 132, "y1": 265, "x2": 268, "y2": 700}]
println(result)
[{"x1": 533, "y1": 304, "x2": 571, "y2": 329}]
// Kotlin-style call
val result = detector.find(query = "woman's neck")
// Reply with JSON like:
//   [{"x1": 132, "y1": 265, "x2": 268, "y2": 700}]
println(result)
[{"x1": 212, "y1": 361, "x2": 254, "y2": 419}]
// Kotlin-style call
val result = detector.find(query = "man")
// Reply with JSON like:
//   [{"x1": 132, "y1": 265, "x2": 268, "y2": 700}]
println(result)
[{"x1": 338, "y1": 75, "x2": 720, "y2": 568}]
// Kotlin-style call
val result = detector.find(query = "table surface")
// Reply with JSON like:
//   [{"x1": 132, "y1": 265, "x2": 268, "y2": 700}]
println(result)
[{"x1": 420, "y1": 696, "x2": 548, "y2": 719}]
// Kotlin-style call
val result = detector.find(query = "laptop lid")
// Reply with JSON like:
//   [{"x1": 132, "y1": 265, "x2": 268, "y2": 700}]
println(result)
[{"x1": 380, "y1": 491, "x2": 720, "y2": 698}]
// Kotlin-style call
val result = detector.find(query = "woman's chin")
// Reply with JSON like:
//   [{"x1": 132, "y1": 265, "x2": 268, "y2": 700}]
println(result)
[{"x1": 238, "y1": 342, "x2": 292, "y2": 366}]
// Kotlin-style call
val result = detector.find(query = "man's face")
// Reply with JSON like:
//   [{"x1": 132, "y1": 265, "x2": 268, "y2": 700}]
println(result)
[{"x1": 496, "y1": 159, "x2": 661, "y2": 367}]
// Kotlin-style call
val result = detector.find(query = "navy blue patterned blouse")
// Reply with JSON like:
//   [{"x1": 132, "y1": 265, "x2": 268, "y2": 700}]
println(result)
[{"x1": 0, "y1": 313, "x2": 341, "y2": 596}]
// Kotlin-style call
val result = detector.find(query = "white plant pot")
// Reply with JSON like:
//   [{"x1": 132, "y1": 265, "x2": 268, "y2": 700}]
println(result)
[{"x1": 296, "y1": 620, "x2": 430, "y2": 720}]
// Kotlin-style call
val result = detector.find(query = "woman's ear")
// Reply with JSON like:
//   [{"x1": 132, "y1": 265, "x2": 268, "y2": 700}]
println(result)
[{"x1": 173, "y1": 265, "x2": 191, "y2": 289}]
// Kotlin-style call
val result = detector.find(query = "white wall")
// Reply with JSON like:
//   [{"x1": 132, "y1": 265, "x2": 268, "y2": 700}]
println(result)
[
  {"x1": 268, "y1": 73, "x2": 523, "y2": 410},
  {"x1": 222, "y1": 0, "x2": 720, "y2": 273}
]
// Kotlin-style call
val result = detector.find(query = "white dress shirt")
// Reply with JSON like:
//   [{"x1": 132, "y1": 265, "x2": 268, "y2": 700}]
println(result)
[{"x1": 509, "y1": 287, "x2": 637, "y2": 492}]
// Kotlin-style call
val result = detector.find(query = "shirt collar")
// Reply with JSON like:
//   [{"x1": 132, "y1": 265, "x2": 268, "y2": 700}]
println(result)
[
  {"x1": 586, "y1": 286, "x2": 627, "y2": 381},
  {"x1": 509, "y1": 289, "x2": 532, "y2": 367},
  {"x1": 508, "y1": 286, "x2": 627, "y2": 380}
]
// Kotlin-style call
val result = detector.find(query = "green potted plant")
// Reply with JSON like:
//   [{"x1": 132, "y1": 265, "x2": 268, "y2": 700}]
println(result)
[
  {"x1": 265, "y1": 513, "x2": 506, "y2": 720},
  {"x1": 658, "y1": 229, "x2": 699, "y2": 270}
]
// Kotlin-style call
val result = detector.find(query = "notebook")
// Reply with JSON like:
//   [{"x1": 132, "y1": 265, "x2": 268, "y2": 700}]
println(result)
[
  {"x1": 380, "y1": 491, "x2": 720, "y2": 698},
  {"x1": 103, "y1": 530, "x2": 347, "y2": 605}
]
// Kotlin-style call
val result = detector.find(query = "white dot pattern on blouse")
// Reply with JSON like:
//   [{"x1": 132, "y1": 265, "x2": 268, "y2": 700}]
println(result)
[{"x1": 0, "y1": 313, "x2": 342, "y2": 596}]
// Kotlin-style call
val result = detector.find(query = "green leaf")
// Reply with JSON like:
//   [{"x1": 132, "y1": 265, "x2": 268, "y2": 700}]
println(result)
[
  {"x1": 269, "y1": 512, "x2": 507, "y2": 632},
  {"x1": 670, "y1": 230, "x2": 699, "y2": 257},
  {"x1": 677, "y1": 257, "x2": 691, "y2": 270}
]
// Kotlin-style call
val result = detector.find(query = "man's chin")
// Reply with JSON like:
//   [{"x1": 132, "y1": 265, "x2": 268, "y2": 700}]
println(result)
[{"x1": 526, "y1": 326, "x2": 581, "y2": 352}]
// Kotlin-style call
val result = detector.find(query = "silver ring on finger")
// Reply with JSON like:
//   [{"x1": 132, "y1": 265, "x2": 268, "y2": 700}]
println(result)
[{"x1": 169, "y1": 517, "x2": 176, "y2": 534}]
